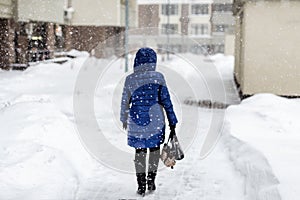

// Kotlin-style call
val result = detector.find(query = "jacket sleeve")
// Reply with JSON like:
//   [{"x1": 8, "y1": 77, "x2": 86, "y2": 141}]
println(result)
[
  {"x1": 158, "y1": 77, "x2": 178, "y2": 126},
  {"x1": 120, "y1": 77, "x2": 131, "y2": 123}
]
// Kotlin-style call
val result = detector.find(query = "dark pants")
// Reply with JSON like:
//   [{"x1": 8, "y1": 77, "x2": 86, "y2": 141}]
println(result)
[{"x1": 134, "y1": 146, "x2": 160, "y2": 175}]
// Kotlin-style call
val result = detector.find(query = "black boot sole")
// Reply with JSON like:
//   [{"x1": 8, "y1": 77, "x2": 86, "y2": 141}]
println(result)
[
  {"x1": 147, "y1": 181, "x2": 156, "y2": 191},
  {"x1": 148, "y1": 186, "x2": 156, "y2": 191},
  {"x1": 137, "y1": 191, "x2": 145, "y2": 197}
]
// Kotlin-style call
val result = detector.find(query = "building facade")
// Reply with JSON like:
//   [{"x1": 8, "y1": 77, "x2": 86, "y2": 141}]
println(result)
[
  {"x1": 0, "y1": 0, "x2": 15, "y2": 69},
  {"x1": 66, "y1": 0, "x2": 138, "y2": 58},
  {"x1": 0, "y1": 0, "x2": 65, "y2": 69},
  {"x1": 64, "y1": 0, "x2": 131, "y2": 57},
  {"x1": 133, "y1": 0, "x2": 235, "y2": 55},
  {"x1": 211, "y1": 0, "x2": 235, "y2": 54},
  {"x1": 233, "y1": 0, "x2": 300, "y2": 97},
  {"x1": 0, "y1": 0, "x2": 135, "y2": 69}
]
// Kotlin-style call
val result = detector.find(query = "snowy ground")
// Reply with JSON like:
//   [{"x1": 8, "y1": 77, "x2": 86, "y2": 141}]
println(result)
[
  {"x1": 0, "y1": 50, "x2": 299, "y2": 199},
  {"x1": 225, "y1": 94, "x2": 300, "y2": 200}
]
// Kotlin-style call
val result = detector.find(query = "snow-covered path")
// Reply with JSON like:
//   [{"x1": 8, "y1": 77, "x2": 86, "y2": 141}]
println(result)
[
  {"x1": 75, "y1": 107, "x2": 244, "y2": 200},
  {"x1": 0, "y1": 52, "x2": 246, "y2": 199},
  {"x1": 74, "y1": 53, "x2": 245, "y2": 199}
]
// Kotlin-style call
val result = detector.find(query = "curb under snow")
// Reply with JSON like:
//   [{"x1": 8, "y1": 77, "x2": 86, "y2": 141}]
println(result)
[{"x1": 221, "y1": 123, "x2": 281, "y2": 200}]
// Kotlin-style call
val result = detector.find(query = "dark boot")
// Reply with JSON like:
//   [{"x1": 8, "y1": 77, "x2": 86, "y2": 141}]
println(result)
[
  {"x1": 136, "y1": 173, "x2": 146, "y2": 196},
  {"x1": 147, "y1": 171, "x2": 156, "y2": 191},
  {"x1": 147, "y1": 147, "x2": 160, "y2": 191},
  {"x1": 135, "y1": 148, "x2": 147, "y2": 196}
]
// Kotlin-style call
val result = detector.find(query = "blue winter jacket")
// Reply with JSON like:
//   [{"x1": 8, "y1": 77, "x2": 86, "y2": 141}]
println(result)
[{"x1": 120, "y1": 48, "x2": 178, "y2": 149}]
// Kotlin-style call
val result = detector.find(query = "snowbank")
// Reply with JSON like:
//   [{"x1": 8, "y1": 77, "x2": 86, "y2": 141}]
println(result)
[
  {"x1": 67, "y1": 49, "x2": 90, "y2": 58},
  {"x1": 0, "y1": 55, "x2": 100, "y2": 199},
  {"x1": 225, "y1": 94, "x2": 300, "y2": 200},
  {"x1": 209, "y1": 53, "x2": 234, "y2": 78},
  {"x1": 0, "y1": 99, "x2": 94, "y2": 199},
  {"x1": 222, "y1": 130, "x2": 281, "y2": 200}
]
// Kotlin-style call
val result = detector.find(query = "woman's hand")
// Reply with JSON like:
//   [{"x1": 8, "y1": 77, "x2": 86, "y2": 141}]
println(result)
[
  {"x1": 123, "y1": 122, "x2": 127, "y2": 130},
  {"x1": 169, "y1": 125, "x2": 176, "y2": 139}
]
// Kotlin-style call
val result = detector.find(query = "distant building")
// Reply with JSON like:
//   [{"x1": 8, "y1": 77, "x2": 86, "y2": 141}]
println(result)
[
  {"x1": 211, "y1": 0, "x2": 235, "y2": 55},
  {"x1": 233, "y1": 0, "x2": 300, "y2": 97},
  {"x1": 0, "y1": 0, "x2": 65, "y2": 69},
  {"x1": 0, "y1": 0, "x2": 136, "y2": 69},
  {"x1": 65, "y1": 0, "x2": 137, "y2": 57},
  {"x1": 133, "y1": 0, "x2": 235, "y2": 55}
]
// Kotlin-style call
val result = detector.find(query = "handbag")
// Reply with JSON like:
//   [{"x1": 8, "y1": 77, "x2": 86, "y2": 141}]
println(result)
[{"x1": 160, "y1": 131, "x2": 184, "y2": 169}]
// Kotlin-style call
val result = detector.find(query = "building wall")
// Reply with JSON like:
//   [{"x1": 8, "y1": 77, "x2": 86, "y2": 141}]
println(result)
[
  {"x1": 234, "y1": 12, "x2": 242, "y2": 85},
  {"x1": 189, "y1": 3, "x2": 212, "y2": 36},
  {"x1": 0, "y1": 18, "x2": 15, "y2": 69},
  {"x1": 71, "y1": 0, "x2": 122, "y2": 26},
  {"x1": 0, "y1": 0, "x2": 13, "y2": 18},
  {"x1": 0, "y1": 0, "x2": 62, "y2": 69},
  {"x1": 0, "y1": 0, "x2": 128, "y2": 69},
  {"x1": 211, "y1": 12, "x2": 234, "y2": 26},
  {"x1": 224, "y1": 34, "x2": 234, "y2": 56},
  {"x1": 17, "y1": 0, "x2": 64, "y2": 23},
  {"x1": 158, "y1": 4, "x2": 182, "y2": 34},
  {"x1": 138, "y1": 4, "x2": 159, "y2": 35},
  {"x1": 120, "y1": 0, "x2": 137, "y2": 28},
  {"x1": 65, "y1": 25, "x2": 124, "y2": 56},
  {"x1": 181, "y1": 4, "x2": 189, "y2": 35},
  {"x1": 45, "y1": 23, "x2": 55, "y2": 57},
  {"x1": 240, "y1": 1, "x2": 300, "y2": 96},
  {"x1": 136, "y1": 0, "x2": 234, "y2": 54}
]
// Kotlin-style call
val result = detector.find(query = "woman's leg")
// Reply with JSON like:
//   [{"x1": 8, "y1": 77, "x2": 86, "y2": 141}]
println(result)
[
  {"x1": 147, "y1": 146, "x2": 160, "y2": 191},
  {"x1": 135, "y1": 148, "x2": 147, "y2": 173},
  {"x1": 134, "y1": 148, "x2": 147, "y2": 195}
]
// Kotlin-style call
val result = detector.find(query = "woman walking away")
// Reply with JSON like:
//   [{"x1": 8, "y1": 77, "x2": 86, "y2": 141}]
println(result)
[{"x1": 120, "y1": 47, "x2": 178, "y2": 196}]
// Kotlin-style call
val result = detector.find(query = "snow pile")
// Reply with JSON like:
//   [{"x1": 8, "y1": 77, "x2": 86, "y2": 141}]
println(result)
[
  {"x1": 0, "y1": 98, "x2": 93, "y2": 199},
  {"x1": 0, "y1": 55, "x2": 99, "y2": 199},
  {"x1": 222, "y1": 130, "x2": 280, "y2": 200},
  {"x1": 67, "y1": 49, "x2": 90, "y2": 58},
  {"x1": 209, "y1": 53, "x2": 234, "y2": 78},
  {"x1": 225, "y1": 94, "x2": 300, "y2": 200}
]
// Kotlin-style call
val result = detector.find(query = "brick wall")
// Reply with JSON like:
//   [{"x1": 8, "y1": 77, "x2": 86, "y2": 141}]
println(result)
[
  {"x1": 138, "y1": 4, "x2": 159, "y2": 35},
  {"x1": 181, "y1": 4, "x2": 189, "y2": 35},
  {"x1": 0, "y1": 18, "x2": 15, "y2": 69},
  {"x1": 65, "y1": 25, "x2": 125, "y2": 57},
  {"x1": 46, "y1": 23, "x2": 55, "y2": 58}
]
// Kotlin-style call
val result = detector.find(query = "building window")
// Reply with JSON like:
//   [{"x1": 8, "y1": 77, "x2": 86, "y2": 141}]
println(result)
[
  {"x1": 212, "y1": 4, "x2": 232, "y2": 12},
  {"x1": 161, "y1": 4, "x2": 178, "y2": 15},
  {"x1": 191, "y1": 4, "x2": 209, "y2": 15},
  {"x1": 161, "y1": 24, "x2": 178, "y2": 34},
  {"x1": 190, "y1": 24, "x2": 209, "y2": 35},
  {"x1": 212, "y1": 24, "x2": 228, "y2": 32}
]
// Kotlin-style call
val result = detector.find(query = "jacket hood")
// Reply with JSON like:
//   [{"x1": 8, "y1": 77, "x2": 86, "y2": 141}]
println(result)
[{"x1": 134, "y1": 47, "x2": 157, "y2": 72}]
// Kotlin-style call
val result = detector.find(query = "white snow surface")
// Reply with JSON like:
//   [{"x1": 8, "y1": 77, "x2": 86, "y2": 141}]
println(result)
[
  {"x1": 0, "y1": 51, "x2": 299, "y2": 200},
  {"x1": 226, "y1": 94, "x2": 300, "y2": 200}
]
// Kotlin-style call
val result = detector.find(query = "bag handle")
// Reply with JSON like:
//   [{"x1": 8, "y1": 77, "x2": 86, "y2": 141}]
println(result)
[{"x1": 167, "y1": 129, "x2": 176, "y2": 145}]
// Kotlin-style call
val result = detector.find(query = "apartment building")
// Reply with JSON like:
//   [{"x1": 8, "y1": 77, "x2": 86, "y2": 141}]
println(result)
[
  {"x1": 0, "y1": 0, "x2": 136, "y2": 69},
  {"x1": 0, "y1": 0, "x2": 65, "y2": 69},
  {"x1": 65, "y1": 0, "x2": 137, "y2": 57},
  {"x1": 0, "y1": 0, "x2": 14, "y2": 69},
  {"x1": 134, "y1": 0, "x2": 234, "y2": 55},
  {"x1": 211, "y1": 0, "x2": 235, "y2": 54}
]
